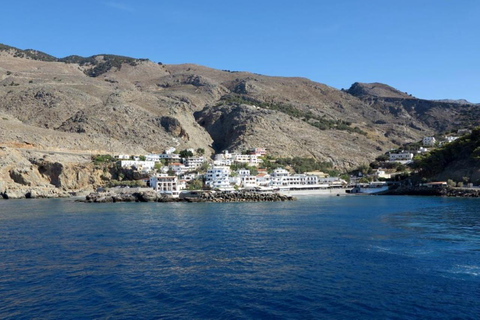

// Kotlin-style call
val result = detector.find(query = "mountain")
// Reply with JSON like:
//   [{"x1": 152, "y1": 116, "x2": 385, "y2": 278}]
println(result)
[{"x1": 1, "y1": 43, "x2": 480, "y2": 196}]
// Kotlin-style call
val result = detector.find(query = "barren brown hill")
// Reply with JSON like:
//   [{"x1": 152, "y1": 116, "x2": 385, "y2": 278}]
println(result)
[{"x1": 1, "y1": 43, "x2": 480, "y2": 196}]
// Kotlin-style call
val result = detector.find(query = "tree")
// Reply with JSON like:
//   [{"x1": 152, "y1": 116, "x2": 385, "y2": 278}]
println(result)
[
  {"x1": 196, "y1": 148, "x2": 205, "y2": 156},
  {"x1": 139, "y1": 155, "x2": 146, "y2": 161},
  {"x1": 179, "y1": 150, "x2": 194, "y2": 158},
  {"x1": 187, "y1": 179, "x2": 203, "y2": 190}
]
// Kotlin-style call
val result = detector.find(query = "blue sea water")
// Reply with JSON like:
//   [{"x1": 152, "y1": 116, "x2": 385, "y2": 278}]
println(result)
[{"x1": 0, "y1": 196, "x2": 479, "y2": 319}]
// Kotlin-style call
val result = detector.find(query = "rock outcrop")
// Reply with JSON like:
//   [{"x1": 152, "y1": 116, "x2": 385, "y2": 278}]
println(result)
[{"x1": 83, "y1": 190, "x2": 296, "y2": 203}]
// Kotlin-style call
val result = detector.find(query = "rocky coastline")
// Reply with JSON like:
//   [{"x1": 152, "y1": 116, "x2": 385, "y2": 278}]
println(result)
[
  {"x1": 83, "y1": 190, "x2": 296, "y2": 203},
  {"x1": 382, "y1": 186, "x2": 480, "y2": 198}
]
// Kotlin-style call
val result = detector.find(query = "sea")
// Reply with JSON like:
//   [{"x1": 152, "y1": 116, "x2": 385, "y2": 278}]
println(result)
[{"x1": 0, "y1": 196, "x2": 479, "y2": 319}]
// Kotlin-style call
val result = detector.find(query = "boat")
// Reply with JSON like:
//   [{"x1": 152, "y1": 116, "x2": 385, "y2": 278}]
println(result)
[
  {"x1": 274, "y1": 184, "x2": 348, "y2": 196},
  {"x1": 347, "y1": 182, "x2": 389, "y2": 194}
]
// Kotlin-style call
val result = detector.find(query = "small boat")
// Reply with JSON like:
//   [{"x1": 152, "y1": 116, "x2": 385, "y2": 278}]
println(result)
[{"x1": 347, "y1": 182, "x2": 389, "y2": 194}]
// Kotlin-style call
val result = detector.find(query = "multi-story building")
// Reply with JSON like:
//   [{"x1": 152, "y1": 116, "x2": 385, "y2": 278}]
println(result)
[
  {"x1": 237, "y1": 169, "x2": 251, "y2": 177},
  {"x1": 119, "y1": 160, "x2": 155, "y2": 171},
  {"x1": 389, "y1": 151, "x2": 414, "y2": 162},
  {"x1": 256, "y1": 173, "x2": 271, "y2": 186},
  {"x1": 183, "y1": 156, "x2": 205, "y2": 169},
  {"x1": 241, "y1": 175, "x2": 258, "y2": 188},
  {"x1": 169, "y1": 162, "x2": 188, "y2": 175},
  {"x1": 205, "y1": 166, "x2": 231, "y2": 190},
  {"x1": 213, "y1": 159, "x2": 232, "y2": 166},
  {"x1": 248, "y1": 148, "x2": 267, "y2": 156},
  {"x1": 234, "y1": 154, "x2": 261, "y2": 167},
  {"x1": 445, "y1": 136, "x2": 459, "y2": 143},
  {"x1": 149, "y1": 174, "x2": 181, "y2": 197},
  {"x1": 422, "y1": 136, "x2": 436, "y2": 147}
]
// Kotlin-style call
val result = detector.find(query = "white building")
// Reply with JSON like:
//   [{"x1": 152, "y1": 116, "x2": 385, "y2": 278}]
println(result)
[
  {"x1": 416, "y1": 147, "x2": 429, "y2": 154},
  {"x1": 145, "y1": 154, "x2": 162, "y2": 162},
  {"x1": 256, "y1": 173, "x2": 271, "y2": 186},
  {"x1": 116, "y1": 154, "x2": 130, "y2": 160},
  {"x1": 241, "y1": 175, "x2": 258, "y2": 188},
  {"x1": 183, "y1": 156, "x2": 205, "y2": 169},
  {"x1": 214, "y1": 150, "x2": 234, "y2": 161},
  {"x1": 119, "y1": 160, "x2": 155, "y2": 171},
  {"x1": 205, "y1": 166, "x2": 231, "y2": 190},
  {"x1": 422, "y1": 136, "x2": 436, "y2": 147},
  {"x1": 374, "y1": 170, "x2": 391, "y2": 179},
  {"x1": 237, "y1": 169, "x2": 251, "y2": 177},
  {"x1": 280, "y1": 174, "x2": 319, "y2": 187},
  {"x1": 445, "y1": 136, "x2": 459, "y2": 143},
  {"x1": 213, "y1": 159, "x2": 232, "y2": 166},
  {"x1": 389, "y1": 152, "x2": 414, "y2": 162},
  {"x1": 169, "y1": 162, "x2": 188, "y2": 175},
  {"x1": 149, "y1": 174, "x2": 181, "y2": 197},
  {"x1": 158, "y1": 153, "x2": 181, "y2": 161},
  {"x1": 165, "y1": 147, "x2": 176, "y2": 155},
  {"x1": 234, "y1": 154, "x2": 261, "y2": 167},
  {"x1": 248, "y1": 148, "x2": 266, "y2": 156},
  {"x1": 270, "y1": 168, "x2": 290, "y2": 186},
  {"x1": 319, "y1": 177, "x2": 348, "y2": 186}
]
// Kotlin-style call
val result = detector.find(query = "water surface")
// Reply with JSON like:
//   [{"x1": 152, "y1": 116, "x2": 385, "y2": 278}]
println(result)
[{"x1": 0, "y1": 196, "x2": 479, "y2": 319}]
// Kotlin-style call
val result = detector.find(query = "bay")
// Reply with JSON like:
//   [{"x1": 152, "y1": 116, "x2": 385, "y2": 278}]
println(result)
[{"x1": 0, "y1": 196, "x2": 479, "y2": 319}]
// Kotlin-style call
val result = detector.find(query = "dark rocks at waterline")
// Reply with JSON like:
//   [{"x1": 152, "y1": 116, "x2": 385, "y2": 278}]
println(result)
[
  {"x1": 84, "y1": 190, "x2": 177, "y2": 203},
  {"x1": 200, "y1": 191, "x2": 296, "y2": 203},
  {"x1": 383, "y1": 186, "x2": 480, "y2": 198},
  {"x1": 83, "y1": 190, "x2": 296, "y2": 203}
]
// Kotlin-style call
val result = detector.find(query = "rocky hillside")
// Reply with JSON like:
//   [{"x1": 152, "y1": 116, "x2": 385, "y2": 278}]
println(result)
[
  {"x1": 1, "y1": 43, "x2": 479, "y2": 196},
  {"x1": 412, "y1": 127, "x2": 480, "y2": 183}
]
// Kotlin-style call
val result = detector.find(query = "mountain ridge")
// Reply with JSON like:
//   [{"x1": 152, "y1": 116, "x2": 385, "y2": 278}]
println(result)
[{"x1": 1, "y1": 43, "x2": 479, "y2": 170}]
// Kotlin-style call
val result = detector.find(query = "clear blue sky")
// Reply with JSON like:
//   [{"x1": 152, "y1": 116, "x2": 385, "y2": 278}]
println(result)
[{"x1": 2, "y1": 0, "x2": 479, "y2": 102}]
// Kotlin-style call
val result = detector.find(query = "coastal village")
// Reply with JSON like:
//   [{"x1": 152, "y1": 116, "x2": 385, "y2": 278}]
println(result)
[
  {"x1": 112, "y1": 147, "x2": 348, "y2": 198},
  {"x1": 100, "y1": 128, "x2": 475, "y2": 199}
]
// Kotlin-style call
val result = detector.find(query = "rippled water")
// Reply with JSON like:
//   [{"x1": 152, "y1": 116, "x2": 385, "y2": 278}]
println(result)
[{"x1": 0, "y1": 196, "x2": 479, "y2": 319}]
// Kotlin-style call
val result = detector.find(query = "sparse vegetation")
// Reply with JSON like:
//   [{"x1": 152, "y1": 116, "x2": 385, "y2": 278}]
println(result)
[
  {"x1": 107, "y1": 179, "x2": 146, "y2": 188},
  {"x1": 92, "y1": 154, "x2": 116, "y2": 164},
  {"x1": 413, "y1": 127, "x2": 480, "y2": 178},
  {"x1": 219, "y1": 94, "x2": 367, "y2": 135}
]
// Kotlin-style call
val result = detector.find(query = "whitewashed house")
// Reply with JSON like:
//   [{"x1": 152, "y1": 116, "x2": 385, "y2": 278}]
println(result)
[
  {"x1": 241, "y1": 175, "x2": 258, "y2": 188},
  {"x1": 234, "y1": 154, "x2": 261, "y2": 167},
  {"x1": 214, "y1": 150, "x2": 234, "y2": 161},
  {"x1": 213, "y1": 159, "x2": 232, "y2": 166},
  {"x1": 165, "y1": 147, "x2": 176, "y2": 154},
  {"x1": 248, "y1": 148, "x2": 266, "y2": 156},
  {"x1": 270, "y1": 168, "x2": 290, "y2": 186},
  {"x1": 183, "y1": 156, "x2": 205, "y2": 169},
  {"x1": 445, "y1": 136, "x2": 459, "y2": 143},
  {"x1": 149, "y1": 174, "x2": 181, "y2": 197},
  {"x1": 205, "y1": 166, "x2": 232, "y2": 190},
  {"x1": 145, "y1": 154, "x2": 162, "y2": 162},
  {"x1": 389, "y1": 151, "x2": 414, "y2": 162},
  {"x1": 119, "y1": 160, "x2": 155, "y2": 171},
  {"x1": 237, "y1": 169, "x2": 251, "y2": 177},
  {"x1": 256, "y1": 173, "x2": 271, "y2": 186},
  {"x1": 169, "y1": 162, "x2": 188, "y2": 175},
  {"x1": 422, "y1": 136, "x2": 436, "y2": 147}
]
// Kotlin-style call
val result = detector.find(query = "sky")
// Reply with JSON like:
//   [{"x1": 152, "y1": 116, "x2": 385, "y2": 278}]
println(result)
[{"x1": 1, "y1": 0, "x2": 479, "y2": 102}]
